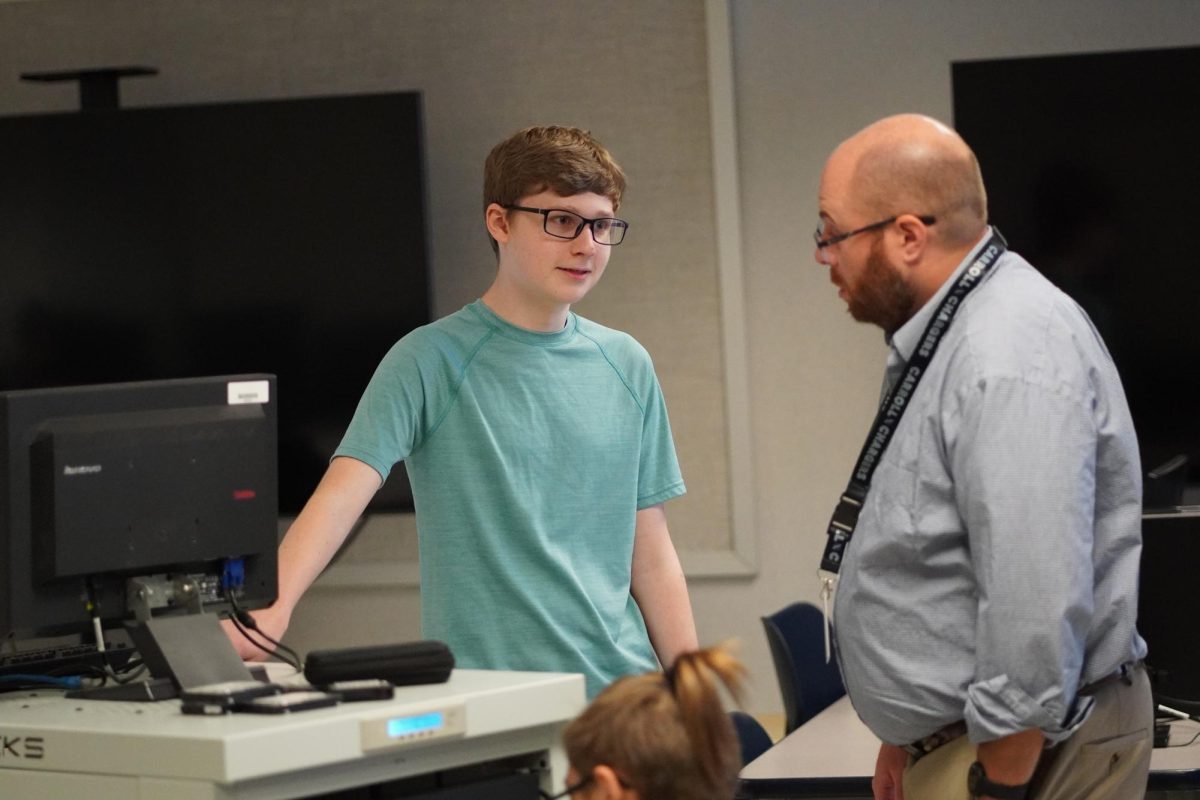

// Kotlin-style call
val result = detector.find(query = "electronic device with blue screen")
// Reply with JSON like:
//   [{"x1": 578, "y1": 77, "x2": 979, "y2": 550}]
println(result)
[
  {"x1": 360, "y1": 702, "x2": 467, "y2": 752},
  {"x1": 0, "y1": 375, "x2": 279, "y2": 681}
]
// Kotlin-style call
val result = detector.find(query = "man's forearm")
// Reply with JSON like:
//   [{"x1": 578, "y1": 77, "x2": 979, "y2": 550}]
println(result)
[{"x1": 975, "y1": 728, "x2": 1045, "y2": 790}]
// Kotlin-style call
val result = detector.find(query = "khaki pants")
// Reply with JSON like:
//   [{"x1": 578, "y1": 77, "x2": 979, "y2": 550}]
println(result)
[{"x1": 902, "y1": 667, "x2": 1152, "y2": 800}]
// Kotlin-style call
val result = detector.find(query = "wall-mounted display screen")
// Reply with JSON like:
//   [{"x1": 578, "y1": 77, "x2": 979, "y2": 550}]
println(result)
[
  {"x1": 954, "y1": 46, "x2": 1200, "y2": 500},
  {"x1": 0, "y1": 92, "x2": 430, "y2": 513}
]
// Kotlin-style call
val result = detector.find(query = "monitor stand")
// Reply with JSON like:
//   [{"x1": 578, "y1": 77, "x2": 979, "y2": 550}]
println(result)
[{"x1": 126, "y1": 612, "x2": 257, "y2": 691}]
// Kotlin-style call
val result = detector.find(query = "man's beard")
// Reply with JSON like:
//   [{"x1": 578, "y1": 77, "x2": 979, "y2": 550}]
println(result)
[{"x1": 846, "y1": 238, "x2": 917, "y2": 336}]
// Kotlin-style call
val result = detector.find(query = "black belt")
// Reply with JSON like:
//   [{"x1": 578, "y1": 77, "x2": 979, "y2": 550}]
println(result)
[
  {"x1": 902, "y1": 661, "x2": 1144, "y2": 762},
  {"x1": 903, "y1": 720, "x2": 968, "y2": 761},
  {"x1": 1078, "y1": 659, "x2": 1144, "y2": 696}
]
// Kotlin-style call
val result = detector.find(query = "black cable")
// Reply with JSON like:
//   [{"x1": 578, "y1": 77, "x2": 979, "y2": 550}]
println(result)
[
  {"x1": 1156, "y1": 702, "x2": 1200, "y2": 748},
  {"x1": 1168, "y1": 728, "x2": 1200, "y2": 748},
  {"x1": 83, "y1": 577, "x2": 107, "y2": 656},
  {"x1": 226, "y1": 592, "x2": 303, "y2": 671},
  {"x1": 82, "y1": 576, "x2": 143, "y2": 681},
  {"x1": 229, "y1": 612, "x2": 302, "y2": 671},
  {"x1": 227, "y1": 612, "x2": 280, "y2": 662},
  {"x1": 1155, "y1": 692, "x2": 1200, "y2": 713},
  {"x1": 238, "y1": 616, "x2": 303, "y2": 671}
]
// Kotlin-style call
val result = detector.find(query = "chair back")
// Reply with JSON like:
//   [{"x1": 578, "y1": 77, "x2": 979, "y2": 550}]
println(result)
[
  {"x1": 729, "y1": 710, "x2": 773, "y2": 766},
  {"x1": 761, "y1": 601, "x2": 845, "y2": 733}
]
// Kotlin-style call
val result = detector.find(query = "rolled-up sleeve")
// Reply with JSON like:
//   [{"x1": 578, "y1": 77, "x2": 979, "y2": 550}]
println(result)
[{"x1": 951, "y1": 372, "x2": 1097, "y2": 743}]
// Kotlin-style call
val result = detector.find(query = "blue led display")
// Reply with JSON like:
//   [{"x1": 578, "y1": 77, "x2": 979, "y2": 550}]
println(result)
[{"x1": 387, "y1": 711, "x2": 445, "y2": 737}]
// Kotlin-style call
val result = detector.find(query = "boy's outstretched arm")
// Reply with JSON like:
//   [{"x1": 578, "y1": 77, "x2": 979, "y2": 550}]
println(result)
[
  {"x1": 223, "y1": 456, "x2": 382, "y2": 660},
  {"x1": 630, "y1": 504, "x2": 699, "y2": 669}
]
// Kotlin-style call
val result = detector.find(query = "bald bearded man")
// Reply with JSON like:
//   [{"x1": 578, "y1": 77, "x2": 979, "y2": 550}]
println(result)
[{"x1": 814, "y1": 115, "x2": 1151, "y2": 800}]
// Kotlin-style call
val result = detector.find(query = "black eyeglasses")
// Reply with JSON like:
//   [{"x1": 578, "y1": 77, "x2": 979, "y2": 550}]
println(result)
[
  {"x1": 539, "y1": 771, "x2": 631, "y2": 799},
  {"x1": 506, "y1": 205, "x2": 629, "y2": 246},
  {"x1": 813, "y1": 214, "x2": 936, "y2": 251},
  {"x1": 539, "y1": 774, "x2": 593, "y2": 800}
]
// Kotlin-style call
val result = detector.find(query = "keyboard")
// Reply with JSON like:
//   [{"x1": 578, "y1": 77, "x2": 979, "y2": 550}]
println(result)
[{"x1": 0, "y1": 641, "x2": 136, "y2": 678}]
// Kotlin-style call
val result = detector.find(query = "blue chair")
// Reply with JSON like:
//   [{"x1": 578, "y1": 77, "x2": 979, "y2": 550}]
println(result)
[
  {"x1": 729, "y1": 710, "x2": 773, "y2": 766},
  {"x1": 761, "y1": 601, "x2": 846, "y2": 734}
]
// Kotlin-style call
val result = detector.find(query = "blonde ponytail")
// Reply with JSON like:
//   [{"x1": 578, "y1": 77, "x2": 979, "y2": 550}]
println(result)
[{"x1": 667, "y1": 645, "x2": 745, "y2": 791}]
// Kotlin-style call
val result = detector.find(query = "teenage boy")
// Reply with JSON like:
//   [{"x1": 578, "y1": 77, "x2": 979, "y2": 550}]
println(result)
[{"x1": 228, "y1": 126, "x2": 698, "y2": 696}]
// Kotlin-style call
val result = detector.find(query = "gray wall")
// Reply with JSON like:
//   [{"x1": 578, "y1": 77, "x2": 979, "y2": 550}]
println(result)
[
  {"x1": 4, "y1": 0, "x2": 1200, "y2": 716},
  {"x1": 723, "y1": 0, "x2": 1200, "y2": 713}
]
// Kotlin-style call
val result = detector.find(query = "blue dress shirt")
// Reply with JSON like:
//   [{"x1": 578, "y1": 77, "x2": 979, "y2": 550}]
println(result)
[{"x1": 833, "y1": 230, "x2": 1147, "y2": 746}]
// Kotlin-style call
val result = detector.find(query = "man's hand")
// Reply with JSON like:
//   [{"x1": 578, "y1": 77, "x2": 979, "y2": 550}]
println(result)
[
  {"x1": 873, "y1": 742, "x2": 908, "y2": 800},
  {"x1": 221, "y1": 604, "x2": 291, "y2": 662},
  {"x1": 975, "y1": 728, "x2": 1044, "y2": 790}
]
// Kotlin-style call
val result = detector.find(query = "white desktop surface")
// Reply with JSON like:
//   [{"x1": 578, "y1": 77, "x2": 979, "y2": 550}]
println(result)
[
  {"x1": 741, "y1": 696, "x2": 1200, "y2": 797},
  {"x1": 740, "y1": 696, "x2": 876, "y2": 784},
  {"x1": 0, "y1": 668, "x2": 585, "y2": 800}
]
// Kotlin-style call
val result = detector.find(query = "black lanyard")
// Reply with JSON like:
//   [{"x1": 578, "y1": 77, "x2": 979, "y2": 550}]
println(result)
[{"x1": 819, "y1": 232, "x2": 1007, "y2": 576}]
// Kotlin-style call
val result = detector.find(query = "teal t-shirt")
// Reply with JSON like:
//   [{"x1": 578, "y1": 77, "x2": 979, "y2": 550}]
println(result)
[{"x1": 335, "y1": 300, "x2": 685, "y2": 696}]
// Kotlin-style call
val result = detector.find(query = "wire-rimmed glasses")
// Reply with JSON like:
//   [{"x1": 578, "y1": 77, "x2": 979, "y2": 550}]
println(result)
[{"x1": 814, "y1": 214, "x2": 936, "y2": 252}]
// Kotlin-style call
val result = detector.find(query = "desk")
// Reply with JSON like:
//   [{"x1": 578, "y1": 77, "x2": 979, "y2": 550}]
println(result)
[
  {"x1": 740, "y1": 696, "x2": 1200, "y2": 799},
  {"x1": 0, "y1": 668, "x2": 585, "y2": 800}
]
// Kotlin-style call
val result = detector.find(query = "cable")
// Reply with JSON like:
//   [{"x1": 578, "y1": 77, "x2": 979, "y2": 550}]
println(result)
[
  {"x1": 109, "y1": 659, "x2": 148, "y2": 685},
  {"x1": 1158, "y1": 703, "x2": 1194, "y2": 721},
  {"x1": 220, "y1": 557, "x2": 302, "y2": 671},
  {"x1": 1165, "y1": 728, "x2": 1200, "y2": 749},
  {"x1": 227, "y1": 592, "x2": 303, "y2": 671},
  {"x1": 1157, "y1": 703, "x2": 1200, "y2": 748},
  {"x1": 228, "y1": 610, "x2": 302, "y2": 671},
  {"x1": 0, "y1": 674, "x2": 83, "y2": 690},
  {"x1": 81, "y1": 575, "x2": 146, "y2": 684},
  {"x1": 1155, "y1": 692, "x2": 1200, "y2": 713},
  {"x1": 226, "y1": 611, "x2": 277, "y2": 661},
  {"x1": 84, "y1": 577, "x2": 105, "y2": 655}
]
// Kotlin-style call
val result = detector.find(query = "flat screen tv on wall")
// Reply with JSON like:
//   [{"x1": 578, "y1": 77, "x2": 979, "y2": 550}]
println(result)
[
  {"x1": 0, "y1": 91, "x2": 430, "y2": 514},
  {"x1": 953, "y1": 46, "x2": 1200, "y2": 503}
]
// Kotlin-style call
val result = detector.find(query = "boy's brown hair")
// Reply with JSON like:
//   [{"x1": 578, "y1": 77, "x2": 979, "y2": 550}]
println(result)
[
  {"x1": 483, "y1": 125, "x2": 627, "y2": 255},
  {"x1": 562, "y1": 644, "x2": 744, "y2": 800}
]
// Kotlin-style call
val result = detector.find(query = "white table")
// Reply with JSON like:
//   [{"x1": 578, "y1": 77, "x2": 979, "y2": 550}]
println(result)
[
  {"x1": 0, "y1": 668, "x2": 585, "y2": 800},
  {"x1": 740, "y1": 696, "x2": 1200, "y2": 799}
]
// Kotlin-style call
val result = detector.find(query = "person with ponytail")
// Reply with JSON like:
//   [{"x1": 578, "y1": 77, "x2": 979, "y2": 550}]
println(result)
[{"x1": 549, "y1": 644, "x2": 745, "y2": 800}]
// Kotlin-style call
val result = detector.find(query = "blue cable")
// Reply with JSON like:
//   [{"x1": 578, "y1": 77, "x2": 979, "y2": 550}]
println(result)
[{"x1": 0, "y1": 674, "x2": 83, "y2": 689}]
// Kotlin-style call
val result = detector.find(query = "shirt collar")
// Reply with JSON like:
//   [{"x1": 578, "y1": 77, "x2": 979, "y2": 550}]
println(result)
[
  {"x1": 887, "y1": 227, "x2": 996, "y2": 365},
  {"x1": 469, "y1": 298, "x2": 578, "y2": 346}
]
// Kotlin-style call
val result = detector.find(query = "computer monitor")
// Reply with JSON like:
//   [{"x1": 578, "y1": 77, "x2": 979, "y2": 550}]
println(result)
[
  {"x1": 1, "y1": 375, "x2": 278, "y2": 669},
  {"x1": 1140, "y1": 509, "x2": 1200, "y2": 709}
]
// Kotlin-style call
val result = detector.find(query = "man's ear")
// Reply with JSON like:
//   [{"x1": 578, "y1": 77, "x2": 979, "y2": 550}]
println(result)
[
  {"x1": 591, "y1": 765, "x2": 636, "y2": 799},
  {"x1": 891, "y1": 213, "x2": 931, "y2": 267},
  {"x1": 485, "y1": 203, "x2": 511, "y2": 245}
]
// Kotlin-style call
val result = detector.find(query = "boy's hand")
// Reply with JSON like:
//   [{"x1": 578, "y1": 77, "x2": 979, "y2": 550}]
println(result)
[{"x1": 221, "y1": 605, "x2": 291, "y2": 662}]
